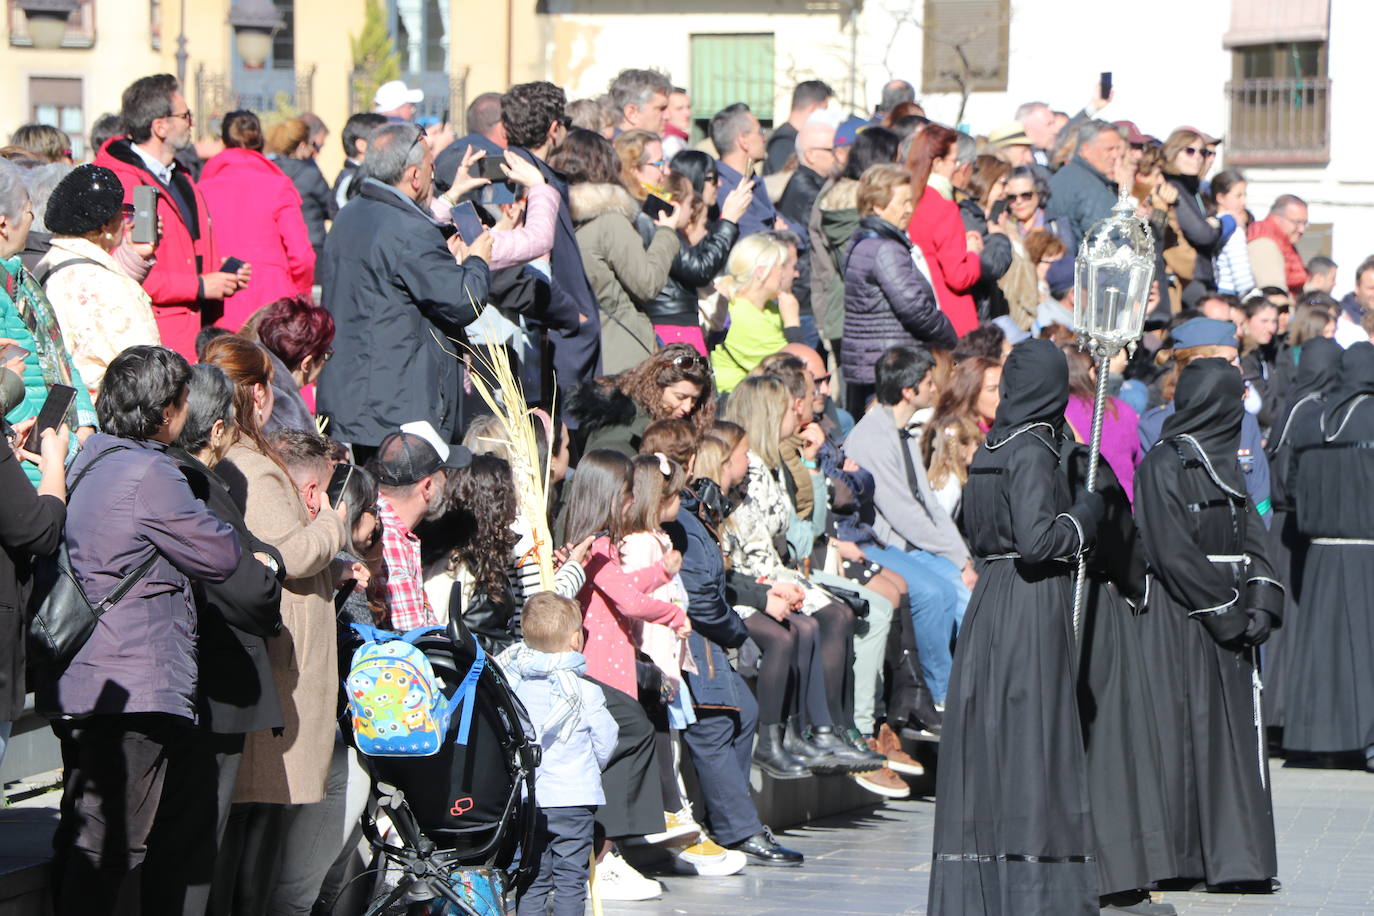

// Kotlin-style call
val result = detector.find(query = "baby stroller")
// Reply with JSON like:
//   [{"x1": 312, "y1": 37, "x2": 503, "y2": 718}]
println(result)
[{"x1": 340, "y1": 617, "x2": 540, "y2": 915}]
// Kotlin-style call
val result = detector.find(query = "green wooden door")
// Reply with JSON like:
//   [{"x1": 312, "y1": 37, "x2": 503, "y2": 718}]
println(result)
[{"x1": 690, "y1": 33, "x2": 776, "y2": 124}]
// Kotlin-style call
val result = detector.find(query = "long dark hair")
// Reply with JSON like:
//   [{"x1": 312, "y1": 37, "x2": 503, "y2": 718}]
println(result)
[
  {"x1": 450, "y1": 455, "x2": 519, "y2": 604},
  {"x1": 669, "y1": 149, "x2": 717, "y2": 196},
  {"x1": 562, "y1": 449, "x2": 632, "y2": 545},
  {"x1": 199, "y1": 335, "x2": 288, "y2": 473},
  {"x1": 841, "y1": 126, "x2": 899, "y2": 181},
  {"x1": 549, "y1": 127, "x2": 621, "y2": 186}
]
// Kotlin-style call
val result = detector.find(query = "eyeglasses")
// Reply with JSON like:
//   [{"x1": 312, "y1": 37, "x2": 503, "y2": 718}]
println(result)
[
  {"x1": 557, "y1": 115, "x2": 573, "y2": 130},
  {"x1": 166, "y1": 109, "x2": 193, "y2": 124},
  {"x1": 1005, "y1": 190, "x2": 1036, "y2": 203},
  {"x1": 1203, "y1": 148, "x2": 1217, "y2": 159},
  {"x1": 1181, "y1": 146, "x2": 1204, "y2": 157}
]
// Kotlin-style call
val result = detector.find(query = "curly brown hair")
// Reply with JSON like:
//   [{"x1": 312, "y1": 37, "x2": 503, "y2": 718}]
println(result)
[
  {"x1": 449, "y1": 454, "x2": 519, "y2": 604},
  {"x1": 922, "y1": 355, "x2": 1000, "y2": 480},
  {"x1": 606, "y1": 343, "x2": 717, "y2": 436}
]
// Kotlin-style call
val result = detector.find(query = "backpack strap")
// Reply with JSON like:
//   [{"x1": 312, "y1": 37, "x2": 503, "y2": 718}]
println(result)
[
  {"x1": 451, "y1": 640, "x2": 486, "y2": 746},
  {"x1": 37, "y1": 257, "x2": 105, "y2": 287}
]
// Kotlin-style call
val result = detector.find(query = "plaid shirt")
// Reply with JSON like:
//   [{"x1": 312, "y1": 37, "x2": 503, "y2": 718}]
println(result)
[{"x1": 377, "y1": 494, "x2": 434, "y2": 632}]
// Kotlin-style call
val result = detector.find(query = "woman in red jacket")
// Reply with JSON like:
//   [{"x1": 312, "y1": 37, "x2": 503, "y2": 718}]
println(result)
[
  {"x1": 198, "y1": 111, "x2": 315, "y2": 331},
  {"x1": 906, "y1": 125, "x2": 982, "y2": 337}
]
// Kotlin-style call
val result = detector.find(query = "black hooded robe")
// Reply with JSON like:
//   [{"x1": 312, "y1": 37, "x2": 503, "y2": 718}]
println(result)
[
  {"x1": 1281, "y1": 342, "x2": 1374, "y2": 754},
  {"x1": 1063, "y1": 444, "x2": 1177, "y2": 897},
  {"x1": 1261, "y1": 336, "x2": 1341, "y2": 730},
  {"x1": 1134, "y1": 358, "x2": 1283, "y2": 886},
  {"x1": 929, "y1": 340, "x2": 1100, "y2": 916}
]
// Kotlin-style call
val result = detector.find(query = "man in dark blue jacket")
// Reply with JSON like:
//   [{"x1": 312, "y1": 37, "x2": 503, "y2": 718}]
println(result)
[
  {"x1": 317, "y1": 123, "x2": 490, "y2": 453},
  {"x1": 502, "y1": 81, "x2": 603, "y2": 421}
]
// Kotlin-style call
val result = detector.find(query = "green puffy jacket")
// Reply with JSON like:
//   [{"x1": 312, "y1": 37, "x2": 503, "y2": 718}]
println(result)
[{"x1": 2, "y1": 256, "x2": 96, "y2": 485}]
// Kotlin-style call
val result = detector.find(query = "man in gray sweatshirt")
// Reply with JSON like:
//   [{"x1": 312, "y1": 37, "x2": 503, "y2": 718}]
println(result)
[{"x1": 844, "y1": 344, "x2": 974, "y2": 703}]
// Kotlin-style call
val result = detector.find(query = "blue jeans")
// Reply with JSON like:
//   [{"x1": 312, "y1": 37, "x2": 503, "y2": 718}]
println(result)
[{"x1": 862, "y1": 546, "x2": 970, "y2": 703}]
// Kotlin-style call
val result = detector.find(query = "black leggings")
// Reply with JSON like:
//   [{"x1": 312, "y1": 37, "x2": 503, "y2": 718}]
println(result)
[
  {"x1": 793, "y1": 602, "x2": 857, "y2": 731},
  {"x1": 744, "y1": 613, "x2": 798, "y2": 726}
]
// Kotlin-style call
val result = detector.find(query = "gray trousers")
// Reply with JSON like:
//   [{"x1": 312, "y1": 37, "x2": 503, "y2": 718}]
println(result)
[
  {"x1": 809, "y1": 571, "x2": 895, "y2": 734},
  {"x1": 517, "y1": 806, "x2": 596, "y2": 916}
]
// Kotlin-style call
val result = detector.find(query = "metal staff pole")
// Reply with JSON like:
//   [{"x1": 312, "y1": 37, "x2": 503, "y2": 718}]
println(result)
[{"x1": 1070, "y1": 338, "x2": 1115, "y2": 643}]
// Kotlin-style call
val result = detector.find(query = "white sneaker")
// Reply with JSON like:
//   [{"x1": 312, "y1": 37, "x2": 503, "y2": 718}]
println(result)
[
  {"x1": 592, "y1": 851, "x2": 663, "y2": 901},
  {"x1": 670, "y1": 839, "x2": 748, "y2": 876},
  {"x1": 623, "y1": 808, "x2": 702, "y2": 846}
]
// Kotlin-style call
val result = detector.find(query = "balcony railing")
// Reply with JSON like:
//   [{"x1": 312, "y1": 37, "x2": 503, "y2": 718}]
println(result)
[{"x1": 1225, "y1": 77, "x2": 1331, "y2": 166}]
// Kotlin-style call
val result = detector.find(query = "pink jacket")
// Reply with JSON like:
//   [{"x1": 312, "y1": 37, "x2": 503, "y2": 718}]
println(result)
[
  {"x1": 908, "y1": 185, "x2": 981, "y2": 337},
  {"x1": 428, "y1": 183, "x2": 559, "y2": 270},
  {"x1": 198, "y1": 148, "x2": 316, "y2": 330},
  {"x1": 578, "y1": 536, "x2": 686, "y2": 696}
]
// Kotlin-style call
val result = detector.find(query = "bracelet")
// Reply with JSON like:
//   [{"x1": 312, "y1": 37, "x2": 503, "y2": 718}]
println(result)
[{"x1": 802, "y1": 459, "x2": 817, "y2": 469}]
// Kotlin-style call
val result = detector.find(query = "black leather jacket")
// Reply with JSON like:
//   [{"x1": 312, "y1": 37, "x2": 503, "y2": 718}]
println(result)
[{"x1": 642, "y1": 219, "x2": 740, "y2": 324}]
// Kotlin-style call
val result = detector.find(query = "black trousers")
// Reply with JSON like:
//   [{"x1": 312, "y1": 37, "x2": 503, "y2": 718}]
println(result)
[
  {"x1": 51, "y1": 713, "x2": 193, "y2": 916},
  {"x1": 143, "y1": 731, "x2": 245, "y2": 916},
  {"x1": 681, "y1": 675, "x2": 766, "y2": 847},
  {"x1": 591, "y1": 680, "x2": 664, "y2": 840},
  {"x1": 516, "y1": 806, "x2": 596, "y2": 916},
  {"x1": 206, "y1": 801, "x2": 288, "y2": 916}
]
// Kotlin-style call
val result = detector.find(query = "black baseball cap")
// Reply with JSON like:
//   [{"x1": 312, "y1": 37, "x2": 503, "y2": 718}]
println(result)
[{"x1": 370, "y1": 420, "x2": 471, "y2": 486}]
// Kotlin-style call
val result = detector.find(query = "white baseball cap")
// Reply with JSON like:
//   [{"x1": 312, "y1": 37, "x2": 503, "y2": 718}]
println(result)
[{"x1": 373, "y1": 80, "x2": 424, "y2": 112}]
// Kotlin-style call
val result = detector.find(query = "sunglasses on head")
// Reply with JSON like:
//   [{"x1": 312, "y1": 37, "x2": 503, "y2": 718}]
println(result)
[
  {"x1": 1005, "y1": 190, "x2": 1036, "y2": 203},
  {"x1": 671, "y1": 353, "x2": 708, "y2": 371}
]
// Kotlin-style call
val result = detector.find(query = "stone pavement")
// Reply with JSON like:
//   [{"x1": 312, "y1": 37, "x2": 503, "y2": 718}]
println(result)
[{"x1": 605, "y1": 761, "x2": 1374, "y2": 915}]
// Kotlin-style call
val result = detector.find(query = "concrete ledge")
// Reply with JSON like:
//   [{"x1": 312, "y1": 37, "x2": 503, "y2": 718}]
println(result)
[{"x1": 0, "y1": 808, "x2": 56, "y2": 916}]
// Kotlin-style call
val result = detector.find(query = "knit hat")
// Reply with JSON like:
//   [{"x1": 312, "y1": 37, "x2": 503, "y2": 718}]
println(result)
[{"x1": 44, "y1": 164, "x2": 125, "y2": 236}]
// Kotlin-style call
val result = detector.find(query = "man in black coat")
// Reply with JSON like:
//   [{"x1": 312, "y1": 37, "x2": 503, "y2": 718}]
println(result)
[
  {"x1": 775, "y1": 119, "x2": 841, "y2": 350},
  {"x1": 502, "y1": 81, "x2": 604, "y2": 420},
  {"x1": 316, "y1": 123, "x2": 491, "y2": 453}
]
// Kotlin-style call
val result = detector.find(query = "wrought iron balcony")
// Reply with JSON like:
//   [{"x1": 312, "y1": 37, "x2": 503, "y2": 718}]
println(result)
[{"x1": 1225, "y1": 76, "x2": 1330, "y2": 166}]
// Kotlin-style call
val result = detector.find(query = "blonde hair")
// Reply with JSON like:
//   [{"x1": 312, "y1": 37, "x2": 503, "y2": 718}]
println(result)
[
  {"x1": 522, "y1": 592, "x2": 583, "y2": 652},
  {"x1": 266, "y1": 118, "x2": 310, "y2": 157},
  {"x1": 1161, "y1": 128, "x2": 1204, "y2": 176},
  {"x1": 717, "y1": 233, "x2": 791, "y2": 300},
  {"x1": 721, "y1": 375, "x2": 790, "y2": 469},
  {"x1": 857, "y1": 163, "x2": 910, "y2": 216},
  {"x1": 613, "y1": 129, "x2": 660, "y2": 200},
  {"x1": 692, "y1": 435, "x2": 731, "y2": 487}
]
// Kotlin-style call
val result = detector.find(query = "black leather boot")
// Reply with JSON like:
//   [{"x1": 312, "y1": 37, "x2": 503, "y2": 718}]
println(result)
[
  {"x1": 784, "y1": 716, "x2": 850, "y2": 774},
  {"x1": 809, "y1": 725, "x2": 882, "y2": 771},
  {"x1": 728, "y1": 827, "x2": 804, "y2": 866},
  {"x1": 752, "y1": 723, "x2": 808, "y2": 779}
]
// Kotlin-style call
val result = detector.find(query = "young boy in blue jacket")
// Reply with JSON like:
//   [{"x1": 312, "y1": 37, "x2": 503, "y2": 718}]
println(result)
[{"x1": 499, "y1": 592, "x2": 618, "y2": 916}]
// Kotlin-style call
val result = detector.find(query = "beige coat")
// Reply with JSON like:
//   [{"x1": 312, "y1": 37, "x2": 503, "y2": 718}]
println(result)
[
  {"x1": 569, "y1": 182, "x2": 679, "y2": 375},
  {"x1": 224, "y1": 439, "x2": 346, "y2": 805}
]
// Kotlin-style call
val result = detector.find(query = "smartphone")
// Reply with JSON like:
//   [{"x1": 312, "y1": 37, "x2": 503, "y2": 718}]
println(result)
[
  {"x1": 0, "y1": 343, "x2": 29, "y2": 364},
  {"x1": 326, "y1": 463, "x2": 356, "y2": 507},
  {"x1": 642, "y1": 194, "x2": 674, "y2": 222},
  {"x1": 24, "y1": 384, "x2": 77, "y2": 453},
  {"x1": 988, "y1": 199, "x2": 1008, "y2": 224},
  {"x1": 131, "y1": 185, "x2": 158, "y2": 245},
  {"x1": 220, "y1": 256, "x2": 245, "y2": 274},
  {"x1": 476, "y1": 156, "x2": 508, "y2": 182},
  {"x1": 441, "y1": 108, "x2": 450, "y2": 128},
  {"x1": 450, "y1": 201, "x2": 486, "y2": 245},
  {"x1": 1100, "y1": 71, "x2": 1113, "y2": 101}
]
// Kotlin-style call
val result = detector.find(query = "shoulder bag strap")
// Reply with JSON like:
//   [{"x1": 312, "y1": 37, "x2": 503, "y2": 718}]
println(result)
[
  {"x1": 37, "y1": 257, "x2": 105, "y2": 287},
  {"x1": 68, "y1": 445, "x2": 155, "y2": 609}
]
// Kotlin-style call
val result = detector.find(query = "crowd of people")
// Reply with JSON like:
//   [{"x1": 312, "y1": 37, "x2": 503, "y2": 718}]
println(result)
[{"x1": 0, "y1": 63, "x2": 1370, "y2": 916}]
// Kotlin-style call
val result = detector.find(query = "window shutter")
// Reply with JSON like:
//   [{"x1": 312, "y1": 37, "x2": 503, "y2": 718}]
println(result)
[
  {"x1": 921, "y1": 0, "x2": 1010, "y2": 94},
  {"x1": 690, "y1": 34, "x2": 777, "y2": 121}
]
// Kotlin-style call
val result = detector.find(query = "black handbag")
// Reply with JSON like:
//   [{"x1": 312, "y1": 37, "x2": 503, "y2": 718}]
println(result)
[{"x1": 27, "y1": 447, "x2": 157, "y2": 675}]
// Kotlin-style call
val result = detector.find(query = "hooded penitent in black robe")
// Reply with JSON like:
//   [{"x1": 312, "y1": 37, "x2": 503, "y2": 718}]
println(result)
[
  {"x1": 1062, "y1": 444, "x2": 1176, "y2": 899},
  {"x1": 1281, "y1": 342, "x2": 1374, "y2": 755},
  {"x1": 929, "y1": 339, "x2": 1102, "y2": 916},
  {"x1": 1261, "y1": 336, "x2": 1341, "y2": 729},
  {"x1": 1135, "y1": 358, "x2": 1283, "y2": 887}
]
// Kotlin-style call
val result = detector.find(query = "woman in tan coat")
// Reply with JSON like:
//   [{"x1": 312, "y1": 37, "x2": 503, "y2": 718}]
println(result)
[
  {"x1": 200, "y1": 335, "x2": 347, "y2": 907},
  {"x1": 551, "y1": 128, "x2": 684, "y2": 374}
]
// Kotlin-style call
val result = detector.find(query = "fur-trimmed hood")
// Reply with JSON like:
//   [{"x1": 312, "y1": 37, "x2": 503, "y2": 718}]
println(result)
[
  {"x1": 567, "y1": 380, "x2": 639, "y2": 433},
  {"x1": 568, "y1": 182, "x2": 639, "y2": 225}
]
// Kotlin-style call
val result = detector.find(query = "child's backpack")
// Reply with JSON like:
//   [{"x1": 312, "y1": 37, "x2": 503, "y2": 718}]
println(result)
[{"x1": 346, "y1": 624, "x2": 485, "y2": 757}]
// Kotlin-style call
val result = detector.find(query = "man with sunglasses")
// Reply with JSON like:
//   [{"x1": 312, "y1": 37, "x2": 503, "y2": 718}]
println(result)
[{"x1": 96, "y1": 73, "x2": 249, "y2": 360}]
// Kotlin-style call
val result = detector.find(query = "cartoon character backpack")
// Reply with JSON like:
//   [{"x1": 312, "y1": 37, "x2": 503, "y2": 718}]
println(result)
[{"x1": 346, "y1": 625, "x2": 486, "y2": 757}]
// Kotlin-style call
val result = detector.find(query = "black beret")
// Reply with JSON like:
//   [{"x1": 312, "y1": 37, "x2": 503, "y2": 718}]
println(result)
[{"x1": 45, "y1": 164, "x2": 125, "y2": 236}]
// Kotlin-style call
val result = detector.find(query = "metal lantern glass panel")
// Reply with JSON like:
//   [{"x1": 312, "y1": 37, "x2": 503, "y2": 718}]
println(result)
[{"x1": 1072, "y1": 193, "x2": 1155, "y2": 355}]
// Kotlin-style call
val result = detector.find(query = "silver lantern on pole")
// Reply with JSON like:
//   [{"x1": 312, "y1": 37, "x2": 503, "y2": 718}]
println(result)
[{"x1": 1070, "y1": 190, "x2": 1155, "y2": 641}]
